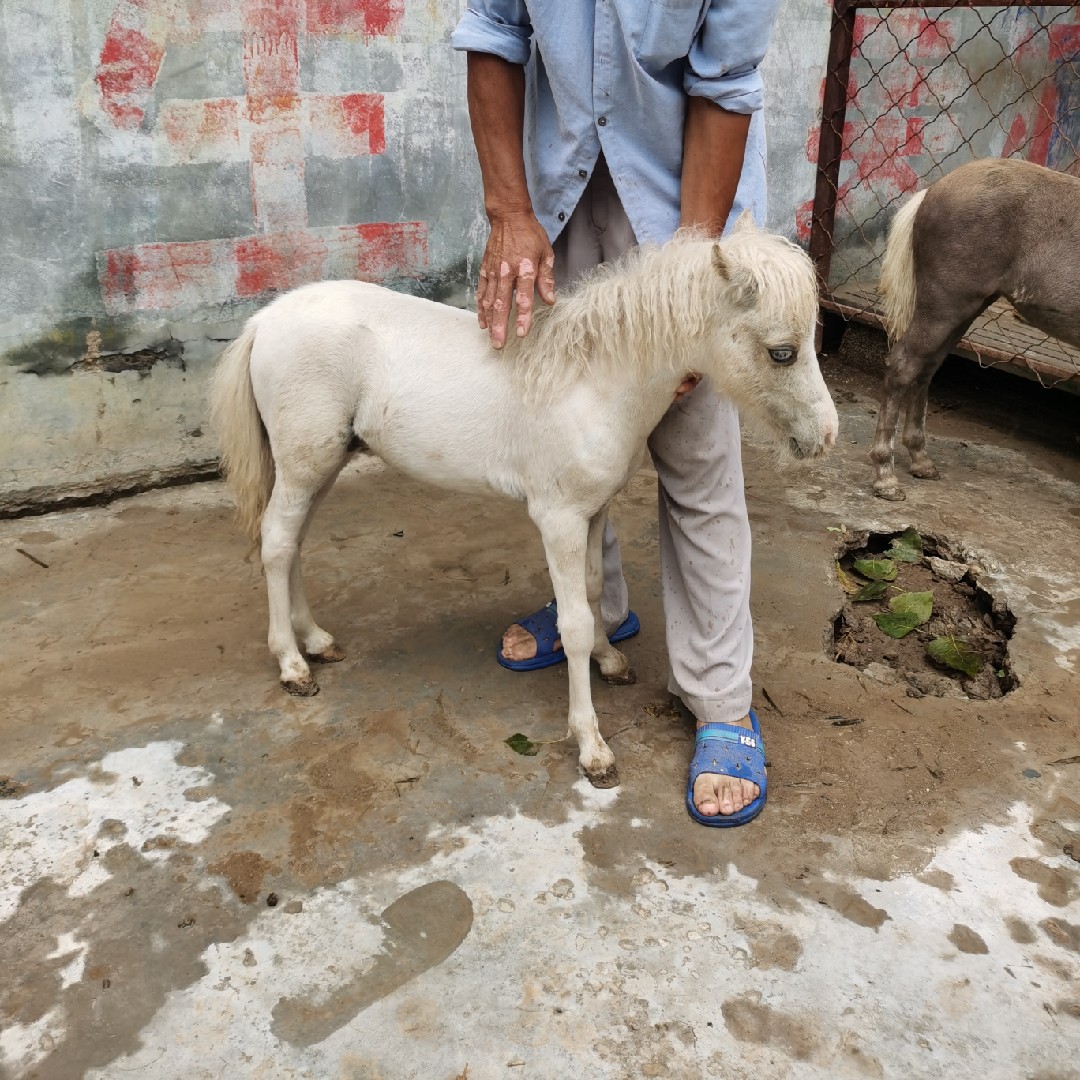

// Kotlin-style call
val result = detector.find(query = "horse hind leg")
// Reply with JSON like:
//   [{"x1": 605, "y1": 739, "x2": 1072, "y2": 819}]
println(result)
[
  {"x1": 870, "y1": 342, "x2": 918, "y2": 500},
  {"x1": 261, "y1": 431, "x2": 351, "y2": 696},
  {"x1": 291, "y1": 464, "x2": 350, "y2": 665},
  {"x1": 587, "y1": 509, "x2": 634, "y2": 686},
  {"x1": 902, "y1": 377, "x2": 939, "y2": 480},
  {"x1": 871, "y1": 301, "x2": 983, "y2": 500}
]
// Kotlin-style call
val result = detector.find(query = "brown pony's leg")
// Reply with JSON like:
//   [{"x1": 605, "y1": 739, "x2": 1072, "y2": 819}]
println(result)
[
  {"x1": 902, "y1": 376, "x2": 940, "y2": 480},
  {"x1": 871, "y1": 298, "x2": 988, "y2": 500}
]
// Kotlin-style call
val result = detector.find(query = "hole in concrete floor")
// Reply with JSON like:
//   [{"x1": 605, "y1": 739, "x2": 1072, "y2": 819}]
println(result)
[{"x1": 830, "y1": 527, "x2": 1017, "y2": 700}]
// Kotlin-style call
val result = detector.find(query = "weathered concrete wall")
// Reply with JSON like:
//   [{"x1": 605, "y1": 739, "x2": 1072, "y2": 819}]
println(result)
[
  {"x1": 8, "y1": 1, "x2": 1069, "y2": 509},
  {"x1": 0, "y1": 0, "x2": 486, "y2": 511}
]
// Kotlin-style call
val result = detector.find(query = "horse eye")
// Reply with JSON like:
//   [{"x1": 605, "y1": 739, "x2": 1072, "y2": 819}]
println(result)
[{"x1": 769, "y1": 346, "x2": 796, "y2": 365}]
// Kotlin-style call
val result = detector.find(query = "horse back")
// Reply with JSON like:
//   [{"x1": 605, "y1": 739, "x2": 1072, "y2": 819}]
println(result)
[{"x1": 913, "y1": 159, "x2": 1080, "y2": 314}]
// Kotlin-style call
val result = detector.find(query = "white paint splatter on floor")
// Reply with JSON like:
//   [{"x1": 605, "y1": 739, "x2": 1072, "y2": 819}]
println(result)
[
  {"x1": 0, "y1": 741, "x2": 228, "y2": 924},
  {"x1": 85, "y1": 796, "x2": 1077, "y2": 1079}
]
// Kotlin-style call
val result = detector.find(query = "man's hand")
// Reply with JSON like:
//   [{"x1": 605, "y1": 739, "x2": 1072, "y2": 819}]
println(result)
[{"x1": 478, "y1": 210, "x2": 556, "y2": 349}]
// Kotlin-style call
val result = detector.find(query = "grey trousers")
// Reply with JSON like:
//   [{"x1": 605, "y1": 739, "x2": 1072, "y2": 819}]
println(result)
[{"x1": 552, "y1": 157, "x2": 754, "y2": 725}]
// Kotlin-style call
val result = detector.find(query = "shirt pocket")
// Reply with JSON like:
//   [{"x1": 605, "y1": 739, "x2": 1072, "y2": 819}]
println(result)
[{"x1": 634, "y1": 0, "x2": 707, "y2": 74}]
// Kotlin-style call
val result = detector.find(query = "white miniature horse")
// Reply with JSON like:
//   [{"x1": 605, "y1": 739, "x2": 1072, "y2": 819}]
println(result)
[{"x1": 210, "y1": 216, "x2": 838, "y2": 788}]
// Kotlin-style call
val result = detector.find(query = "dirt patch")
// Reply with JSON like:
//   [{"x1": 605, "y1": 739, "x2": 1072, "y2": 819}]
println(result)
[
  {"x1": 207, "y1": 851, "x2": 278, "y2": 904},
  {"x1": 831, "y1": 528, "x2": 1016, "y2": 700}
]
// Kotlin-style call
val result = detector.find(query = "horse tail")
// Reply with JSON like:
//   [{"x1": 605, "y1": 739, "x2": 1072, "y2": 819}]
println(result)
[
  {"x1": 209, "y1": 320, "x2": 274, "y2": 550},
  {"x1": 879, "y1": 187, "x2": 927, "y2": 343}
]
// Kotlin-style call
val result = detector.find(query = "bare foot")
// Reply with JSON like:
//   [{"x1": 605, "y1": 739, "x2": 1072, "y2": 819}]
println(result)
[
  {"x1": 500, "y1": 621, "x2": 553, "y2": 663},
  {"x1": 692, "y1": 714, "x2": 762, "y2": 817}
]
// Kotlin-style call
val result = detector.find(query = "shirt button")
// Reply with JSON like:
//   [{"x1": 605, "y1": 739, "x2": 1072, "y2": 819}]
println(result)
[
  {"x1": 557, "y1": 211, "x2": 566, "y2": 221},
  {"x1": 578, "y1": 169, "x2": 587, "y2": 179},
  {"x1": 597, "y1": 116, "x2": 607, "y2": 126}
]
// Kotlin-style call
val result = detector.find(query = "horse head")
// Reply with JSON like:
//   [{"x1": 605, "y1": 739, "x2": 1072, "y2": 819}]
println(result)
[{"x1": 706, "y1": 215, "x2": 839, "y2": 461}]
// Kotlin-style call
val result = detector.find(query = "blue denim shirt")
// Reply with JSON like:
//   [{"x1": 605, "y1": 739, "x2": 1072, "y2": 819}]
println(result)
[{"x1": 450, "y1": 0, "x2": 780, "y2": 245}]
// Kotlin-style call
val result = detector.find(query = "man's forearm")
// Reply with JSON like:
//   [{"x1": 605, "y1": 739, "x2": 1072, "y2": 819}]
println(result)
[
  {"x1": 466, "y1": 52, "x2": 533, "y2": 219},
  {"x1": 680, "y1": 96, "x2": 752, "y2": 235}
]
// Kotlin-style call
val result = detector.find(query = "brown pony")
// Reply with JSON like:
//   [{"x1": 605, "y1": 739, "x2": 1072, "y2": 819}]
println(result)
[{"x1": 871, "y1": 158, "x2": 1080, "y2": 500}]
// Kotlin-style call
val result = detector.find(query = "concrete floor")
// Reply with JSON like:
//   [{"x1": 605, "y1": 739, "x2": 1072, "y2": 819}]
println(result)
[{"x1": 1, "y1": 362, "x2": 1078, "y2": 1079}]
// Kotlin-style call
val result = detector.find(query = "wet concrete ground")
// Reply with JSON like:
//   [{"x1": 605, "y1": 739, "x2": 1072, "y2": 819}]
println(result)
[{"x1": 1, "y1": 360, "x2": 1078, "y2": 1079}]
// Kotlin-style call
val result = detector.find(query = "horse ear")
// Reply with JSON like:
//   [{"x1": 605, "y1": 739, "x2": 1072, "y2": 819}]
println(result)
[
  {"x1": 712, "y1": 243, "x2": 759, "y2": 307},
  {"x1": 733, "y1": 209, "x2": 756, "y2": 233}
]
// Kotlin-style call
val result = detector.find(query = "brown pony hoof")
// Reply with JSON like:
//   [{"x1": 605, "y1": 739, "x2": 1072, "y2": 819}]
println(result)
[
  {"x1": 283, "y1": 677, "x2": 320, "y2": 697},
  {"x1": 909, "y1": 464, "x2": 940, "y2": 481},
  {"x1": 585, "y1": 763, "x2": 620, "y2": 789},
  {"x1": 601, "y1": 666, "x2": 637, "y2": 686},
  {"x1": 873, "y1": 483, "x2": 907, "y2": 502},
  {"x1": 307, "y1": 644, "x2": 346, "y2": 664}
]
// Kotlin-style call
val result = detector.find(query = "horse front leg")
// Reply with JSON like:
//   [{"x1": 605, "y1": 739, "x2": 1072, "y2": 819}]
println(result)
[
  {"x1": 587, "y1": 508, "x2": 634, "y2": 686},
  {"x1": 534, "y1": 506, "x2": 619, "y2": 788}
]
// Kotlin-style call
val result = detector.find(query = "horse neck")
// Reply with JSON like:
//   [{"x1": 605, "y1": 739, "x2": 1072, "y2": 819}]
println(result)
[{"x1": 521, "y1": 238, "x2": 724, "y2": 399}]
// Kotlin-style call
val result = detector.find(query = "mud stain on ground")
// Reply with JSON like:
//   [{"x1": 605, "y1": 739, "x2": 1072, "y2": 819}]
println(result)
[
  {"x1": 1006, "y1": 915, "x2": 1037, "y2": 944},
  {"x1": 948, "y1": 924, "x2": 990, "y2": 954},
  {"x1": 207, "y1": 851, "x2": 278, "y2": 904},
  {"x1": 721, "y1": 992, "x2": 819, "y2": 1061},
  {"x1": 271, "y1": 880, "x2": 473, "y2": 1047},
  {"x1": 1010, "y1": 858, "x2": 1079, "y2": 908},
  {"x1": 1040, "y1": 918, "x2": 1080, "y2": 954}
]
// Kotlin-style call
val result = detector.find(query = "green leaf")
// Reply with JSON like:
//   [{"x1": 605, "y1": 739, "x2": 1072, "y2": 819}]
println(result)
[
  {"x1": 852, "y1": 557, "x2": 897, "y2": 582},
  {"x1": 852, "y1": 580, "x2": 889, "y2": 602},
  {"x1": 836, "y1": 561, "x2": 860, "y2": 595},
  {"x1": 872, "y1": 591, "x2": 933, "y2": 638},
  {"x1": 883, "y1": 527, "x2": 924, "y2": 563},
  {"x1": 873, "y1": 611, "x2": 922, "y2": 638},
  {"x1": 926, "y1": 636, "x2": 984, "y2": 677},
  {"x1": 890, "y1": 590, "x2": 933, "y2": 624},
  {"x1": 505, "y1": 733, "x2": 540, "y2": 757}
]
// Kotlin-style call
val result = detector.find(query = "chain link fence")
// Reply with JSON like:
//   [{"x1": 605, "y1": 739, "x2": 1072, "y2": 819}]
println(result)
[{"x1": 810, "y1": 1, "x2": 1080, "y2": 388}]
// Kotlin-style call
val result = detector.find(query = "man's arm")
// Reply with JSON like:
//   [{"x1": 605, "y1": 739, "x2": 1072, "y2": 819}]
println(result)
[
  {"x1": 679, "y1": 97, "x2": 751, "y2": 234},
  {"x1": 465, "y1": 52, "x2": 556, "y2": 349}
]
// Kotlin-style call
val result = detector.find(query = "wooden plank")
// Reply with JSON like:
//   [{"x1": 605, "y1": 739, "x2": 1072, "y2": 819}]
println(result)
[{"x1": 824, "y1": 283, "x2": 1080, "y2": 389}]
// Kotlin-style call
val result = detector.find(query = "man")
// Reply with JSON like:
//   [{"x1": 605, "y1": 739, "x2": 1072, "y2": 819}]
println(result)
[{"x1": 451, "y1": 0, "x2": 779, "y2": 825}]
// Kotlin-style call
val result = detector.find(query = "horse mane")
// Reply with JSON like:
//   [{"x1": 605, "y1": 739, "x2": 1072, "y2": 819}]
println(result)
[{"x1": 505, "y1": 226, "x2": 818, "y2": 401}]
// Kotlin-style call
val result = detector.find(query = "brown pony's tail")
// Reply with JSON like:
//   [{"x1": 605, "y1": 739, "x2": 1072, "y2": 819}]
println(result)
[
  {"x1": 879, "y1": 187, "x2": 927, "y2": 343},
  {"x1": 209, "y1": 320, "x2": 274, "y2": 551}
]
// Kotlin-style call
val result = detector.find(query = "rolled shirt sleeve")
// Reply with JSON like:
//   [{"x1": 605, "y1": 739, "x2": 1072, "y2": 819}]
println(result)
[
  {"x1": 684, "y1": 0, "x2": 781, "y2": 114},
  {"x1": 450, "y1": 3, "x2": 534, "y2": 67}
]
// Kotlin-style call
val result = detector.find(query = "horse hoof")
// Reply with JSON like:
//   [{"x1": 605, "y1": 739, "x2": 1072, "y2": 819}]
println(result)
[
  {"x1": 283, "y1": 677, "x2": 320, "y2": 697},
  {"x1": 585, "y1": 763, "x2": 620, "y2": 789},
  {"x1": 873, "y1": 483, "x2": 906, "y2": 502},
  {"x1": 910, "y1": 466, "x2": 940, "y2": 481},
  {"x1": 601, "y1": 666, "x2": 637, "y2": 686},
  {"x1": 308, "y1": 644, "x2": 346, "y2": 664}
]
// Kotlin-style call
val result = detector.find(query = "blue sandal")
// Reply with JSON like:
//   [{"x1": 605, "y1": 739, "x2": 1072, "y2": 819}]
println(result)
[
  {"x1": 685, "y1": 708, "x2": 767, "y2": 827},
  {"x1": 496, "y1": 599, "x2": 640, "y2": 672}
]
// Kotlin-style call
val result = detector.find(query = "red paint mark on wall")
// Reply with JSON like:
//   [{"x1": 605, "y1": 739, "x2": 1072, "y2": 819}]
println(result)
[
  {"x1": 235, "y1": 232, "x2": 329, "y2": 297},
  {"x1": 100, "y1": 223, "x2": 428, "y2": 315},
  {"x1": 913, "y1": 16, "x2": 955, "y2": 60},
  {"x1": 306, "y1": 0, "x2": 404, "y2": 37},
  {"x1": 161, "y1": 98, "x2": 241, "y2": 158},
  {"x1": 95, "y1": 26, "x2": 166, "y2": 128},
  {"x1": 102, "y1": 241, "x2": 218, "y2": 312},
  {"x1": 93, "y1": 0, "x2": 427, "y2": 312},
  {"x1": 306, "y1": 93, "x2": 386, "y2": 156},
  {"x1": 1028, "y1": 81, "x2": 1060, "y2": 166},
  {"x1": 1048, "y1": 24, "x2": 1080, "y2": 65}
]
